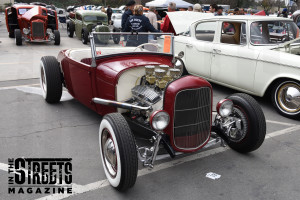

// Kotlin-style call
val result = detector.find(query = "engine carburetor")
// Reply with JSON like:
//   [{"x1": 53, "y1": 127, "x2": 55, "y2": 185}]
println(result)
[{"x1": 144, "y1": 65, "x2": 181, "y2": 89}]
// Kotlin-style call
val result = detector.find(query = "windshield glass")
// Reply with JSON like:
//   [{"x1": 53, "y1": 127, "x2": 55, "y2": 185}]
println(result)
[
  {"x1": 90, "y1": 32, "x2": 174, "y2": 58},
  {"x1": 112, "y1": 9, "x2": 122, "y2": 13},
  {"x1": 84, "y1": 15, "x2": 107, "y2": 22},
  {"x1": 18, "y1": 8, "x2": 30, "y2": 15},
  {"x1": 250, "y1": 21, "x2": 299, "y2": 45}
]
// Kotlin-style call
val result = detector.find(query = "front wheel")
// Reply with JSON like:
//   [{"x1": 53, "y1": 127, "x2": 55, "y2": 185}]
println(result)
[
  {"x1": 54, "y1": 30, "x2": 60, "y2": 45},
  {"x1": 225, "y1": 93, "x2": 266, "y2": 153},
  {"x1": 81, "y1": 28, "x2": 89, "y2": 44},
  {"x1": 40, "y1": 56, "x2": 63, "y2": 103},
  {"x1": 67, "y1": 22, "x2": 75, "y2": 38},
  {"x1": 272, "y1": 80, "x2": 300, "y2": 118},
  {"x1": 99, "y1": 113, "x2": 138, "y2": 191},
  {"x1": 15, "y1": 29, "x2": 22, "y2": 46}
]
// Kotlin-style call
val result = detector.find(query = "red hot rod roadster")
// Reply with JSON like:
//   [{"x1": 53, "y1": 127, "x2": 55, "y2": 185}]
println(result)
[
  {"x1": 40, "y1": 32, "x2": 266, "y2": 191},
  {"x1": 5, "y1": 4, "x2": 60, "y2": 46}
]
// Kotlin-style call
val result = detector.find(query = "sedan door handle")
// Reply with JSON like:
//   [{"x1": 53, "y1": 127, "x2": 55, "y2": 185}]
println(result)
[
  {"x1": 213, "y1": 49, "x2": 221, "y2": 54},
  {"x1": 186, "y1": 43, "x2": 193, "y2": 48}
]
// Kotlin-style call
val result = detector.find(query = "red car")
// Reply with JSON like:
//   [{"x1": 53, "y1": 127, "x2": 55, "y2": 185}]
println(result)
[
  {"x1": 5, "y1": 4, "x2": 60, "y2": 46},
  {"x1": 40, "y1": 32, "x2": 266, "y2": 191}
]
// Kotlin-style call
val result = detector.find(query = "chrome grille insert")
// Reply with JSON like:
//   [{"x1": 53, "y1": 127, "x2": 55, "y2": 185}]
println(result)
[
  {"x1": 32, "y1": 22, "x2": 44, "y2": 38},
  {"x1": 173, "y1": 87, "x2": 211, "y2": 149}
]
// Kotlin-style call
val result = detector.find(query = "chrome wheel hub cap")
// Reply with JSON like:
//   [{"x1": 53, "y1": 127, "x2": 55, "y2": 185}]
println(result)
[
  {"x1": 278, "y1": 84, "x2": 300, "y2": 113},
  {"x1": 102, "y1": 129, "x2": 117, "y2": 177}
]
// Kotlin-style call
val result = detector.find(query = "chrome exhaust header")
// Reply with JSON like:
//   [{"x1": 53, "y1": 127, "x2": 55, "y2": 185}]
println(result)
[{"x1": 92, "y1": 98, "x2": 152, "y2": 111}]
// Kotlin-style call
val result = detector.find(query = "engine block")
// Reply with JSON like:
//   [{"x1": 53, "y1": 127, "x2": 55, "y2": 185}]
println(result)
[{"x1": 131, "y1": 85, "x2": 161, "y2": 104}]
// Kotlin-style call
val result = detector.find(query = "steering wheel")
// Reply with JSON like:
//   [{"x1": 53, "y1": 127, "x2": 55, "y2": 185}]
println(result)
[{"x1": 134, "y1": 43, "x2": 159, "y2": 52}]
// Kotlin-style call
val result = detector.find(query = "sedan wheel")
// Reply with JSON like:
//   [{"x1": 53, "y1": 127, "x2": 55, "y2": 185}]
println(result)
[{"x1": 272, "y1": 81, "x2": 300, "y2": 118}]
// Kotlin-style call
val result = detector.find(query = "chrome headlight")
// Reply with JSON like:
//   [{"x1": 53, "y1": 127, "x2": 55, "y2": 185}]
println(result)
[
  {"x1": 150, "y1": 111, "x2": 170, "y2": 131},
  {"x1": 47, "y1": 28, "x2": 52, "y2": 34},
  {"x1": 23, "y1": 28, "x2": 30, "y2": 35},
  {"x1": 216, "y1": 99, "x2": 233, "y2": 118}
]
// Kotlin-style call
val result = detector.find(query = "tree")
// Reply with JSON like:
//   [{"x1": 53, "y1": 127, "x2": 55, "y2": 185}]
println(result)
[{"x1": 261, "y1": 0, "x2": 274, "y2": 11}]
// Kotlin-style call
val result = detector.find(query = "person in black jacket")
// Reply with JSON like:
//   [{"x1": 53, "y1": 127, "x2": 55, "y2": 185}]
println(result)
[
  {"x1": 124, "y1": 5, "x2": 159, "y2": 46},
  {"x1": 121, "y1": 0, "x2": 136, "y2": 31},
  {"x1": 106, "y1": 5, "x2": 112, "y2": 24}
]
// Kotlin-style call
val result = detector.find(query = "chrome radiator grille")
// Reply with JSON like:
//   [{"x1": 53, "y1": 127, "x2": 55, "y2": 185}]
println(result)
[
  {"x1": 32, "y1": 22, "x2": 44, "y2": 38},
  {"x1": 174, "y1": 87, "x2": 211, "y2": 149}
]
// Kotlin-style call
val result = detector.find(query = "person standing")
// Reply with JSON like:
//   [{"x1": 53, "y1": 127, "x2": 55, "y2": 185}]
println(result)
[
  {"x1": 124, "y1": 5, "x2": 159, "y2": 46},
  {"x1": 193, "y1": 4, "x2": 202, "y2": 12},
  {"x1": 122, "y1": 0, "x2": 136, "y2": 31},
  {"x1": 215, "y1": 6, "x2": 223, "y2": 16},
  {"x1": 146, "y1": 6, "x2": 157, "y2": 29},
  {"x1": 106, "y1": 5, "x2": 112, "y2": 24},
  {"x1": 278, "y1": 8, "x2": 288, "y2": 18},
  {"x1": 188, "y1": 6, "x2": 193, "y2": 11},
  {"x1": 208, "y1": 4, "x2": 218, "y2": 14},
  {"x1": 160, "y1": 2, "x2": 176, "y2": 35}
]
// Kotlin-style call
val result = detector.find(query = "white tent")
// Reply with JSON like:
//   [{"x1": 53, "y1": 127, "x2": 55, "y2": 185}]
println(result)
[{"x1": 145, "y1": 0, "x2": 193, "y2": 9}]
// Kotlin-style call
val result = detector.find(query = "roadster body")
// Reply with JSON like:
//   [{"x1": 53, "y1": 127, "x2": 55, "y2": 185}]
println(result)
[
  {"x1": 40, "y1": 32, "x2": 266, "y2": 191},
  {"x1": 168, "y1": 12, "x2": 300, "y2": 118},
  {"x1": 5, "y1": 4, "x2": 60, "y2": 45}
]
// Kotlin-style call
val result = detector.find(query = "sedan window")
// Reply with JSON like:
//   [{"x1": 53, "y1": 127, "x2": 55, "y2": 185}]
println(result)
[
  {"x1": 221, "y1": 22, "x2": 247, "y2": 45},
  {"x1": 250, "y1": 21, "x2": 299, "y2": 45},
  {"x1": 195, "y1": 21, "x2": 217, "y2": 42}
]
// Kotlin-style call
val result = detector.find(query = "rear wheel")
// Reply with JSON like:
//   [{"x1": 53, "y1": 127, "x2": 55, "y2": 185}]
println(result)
[
  {"x1": 14, "y1": 29, "x2": 22, "y2": 46},
  {"x1": 54, "y1": 30, "x2": 60, "y2": 45},
  {"x1": 81, "y1": 28, "x2": 89, "y2": 44},
  {"x1": 40, "y1": 56, "x2": 62, "y2": 103},
  {"x1": 225, "y1": 93, "x2": 266, "y2": 153},
  {"x1": 67, "y1": 22, "x2": 75, "y2": 38},
  {"x1": 99, "y1": 113, "x2": 138, "y2": 191},
  {"x1": 271, "y1": 80, "x2": 300, "y2": 118},
  {"x1": 9, "y1": 30, "x2": 15, "y2": 38}
]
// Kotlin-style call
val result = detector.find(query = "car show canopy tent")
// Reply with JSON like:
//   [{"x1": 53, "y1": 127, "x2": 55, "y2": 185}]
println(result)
[{"x1": 145, "y1": 0, "x2": 193, "y2": 9}]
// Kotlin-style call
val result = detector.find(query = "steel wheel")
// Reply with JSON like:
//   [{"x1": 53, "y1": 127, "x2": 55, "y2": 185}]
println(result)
[
  {"x1": 40, "y1": 62, "x2": 47, "y2": 97},
  {"x1": 226, "y1": 107, "x2": 248, "y2": 143},
  {"x1": 101, "y1": 128, "x2": 118, "y2": 178},
  {"x1": 272, "y1": 81, "x2": 300, "y2": 118},
  {"x1": 99, "y1": 113, "x2": 138, "y2": 191}
]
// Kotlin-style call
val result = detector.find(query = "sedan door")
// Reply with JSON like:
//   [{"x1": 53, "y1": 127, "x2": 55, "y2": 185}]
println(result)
[
  {"x1": 184, "y1": 21, "x2": 218, "y2": 79},
  {"x1": 210, "y1": 21, "x2": 259, "y2": 92}
]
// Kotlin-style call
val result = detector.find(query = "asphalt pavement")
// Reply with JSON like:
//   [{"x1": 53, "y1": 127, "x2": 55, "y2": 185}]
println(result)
[{"x1": 0, "y1": 14, "x2": 300, "y2": 200}]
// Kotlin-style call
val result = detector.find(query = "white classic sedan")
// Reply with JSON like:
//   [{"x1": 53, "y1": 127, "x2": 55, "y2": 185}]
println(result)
[{"x1": 168, "y1": 13, "x2": 300, "y2": 118}]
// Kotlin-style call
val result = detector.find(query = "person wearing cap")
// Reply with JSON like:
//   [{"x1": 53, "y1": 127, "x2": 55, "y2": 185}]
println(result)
[
  {"x1": 278, "y1": 8, "x2": 288, "y2": 18},
  {"x1": 193, "y1": 4, "x2": 202, "y2": 12},
  {"x1": 160, "y1": 2, "x2": 176, "y2": 35},
  {"x1": 215, "y1": 6, "x2": 223, "y2": 16},
  {"x1": 122, "y1": 0, "x2": 136, "y2": 31}
]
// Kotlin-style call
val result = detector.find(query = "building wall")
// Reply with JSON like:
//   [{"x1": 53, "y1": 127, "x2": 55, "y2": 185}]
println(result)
[{"x1": 0, "y1": 0, "x2": 14, "y2": 8}]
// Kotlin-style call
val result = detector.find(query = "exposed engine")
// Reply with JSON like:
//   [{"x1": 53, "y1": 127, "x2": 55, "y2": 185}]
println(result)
[{"x1": 126, "y1": 65, "x2": 181, "y2": 124}]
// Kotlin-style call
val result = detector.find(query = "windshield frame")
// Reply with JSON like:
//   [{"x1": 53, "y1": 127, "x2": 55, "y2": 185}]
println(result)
[
  {"x1": 89, "y1": 32, "x2": 174, "y2": 67},
  {"x1": 250, "y1": 20, "x2": 299, "y2": 46}
]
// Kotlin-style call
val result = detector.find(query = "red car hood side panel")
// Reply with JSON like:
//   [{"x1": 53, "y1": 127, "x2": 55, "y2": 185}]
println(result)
[{"x1": 96, "y1": 54, "x2": 173, "y2": 85}]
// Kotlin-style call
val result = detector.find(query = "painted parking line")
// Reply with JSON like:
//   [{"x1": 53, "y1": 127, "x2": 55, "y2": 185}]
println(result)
[
  {"x1": 0, "y1": 84, "x2": 40, "y2": 91},
  {"x1": 34, "y1": 123, "x2": 300, "y2": 200},
  {"x1": 0, "y1": 62, "x2": 33, "y2": 65}
]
